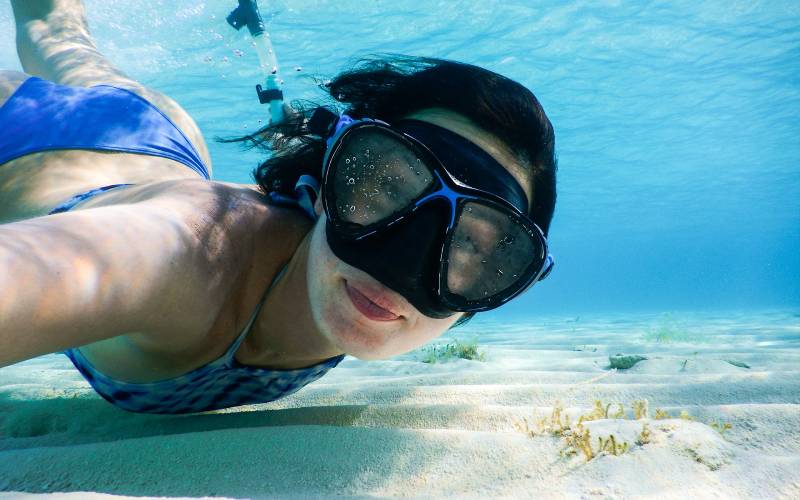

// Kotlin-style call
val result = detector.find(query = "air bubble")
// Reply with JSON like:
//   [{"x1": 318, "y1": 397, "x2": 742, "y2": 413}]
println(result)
[
  {"x1": 345, "y1": 158, "x2": 350, "y2": 164},
  {"x1": 347, "y1": 177, "x2": 355, "y2": 185},
  {"x1": 349, "y1": 205, "x2": 356, "y2": 212}
]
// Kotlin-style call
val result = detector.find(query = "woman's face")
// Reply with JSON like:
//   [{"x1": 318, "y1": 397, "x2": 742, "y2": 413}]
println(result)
[{"x1": 305, "y1": 108, "x2": 533, "y2": 361}]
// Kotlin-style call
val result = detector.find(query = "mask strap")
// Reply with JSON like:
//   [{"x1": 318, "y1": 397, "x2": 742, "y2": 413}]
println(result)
[
  {"x1": 265, "y1": 174, "x2": 319, "y2": 222},
  {"x1": 294, "y1": 174, "x2": 320, "y2": 220}
]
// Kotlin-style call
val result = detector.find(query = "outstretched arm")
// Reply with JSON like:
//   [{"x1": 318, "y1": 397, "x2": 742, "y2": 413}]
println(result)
[{"x1": 0, "y1": 203, "x2": 220, "y2": 368}]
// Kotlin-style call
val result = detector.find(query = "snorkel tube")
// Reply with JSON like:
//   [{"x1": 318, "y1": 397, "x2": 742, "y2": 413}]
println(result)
[{"x1": 226, "y1": 0, "x2": 284, "y2": 125}]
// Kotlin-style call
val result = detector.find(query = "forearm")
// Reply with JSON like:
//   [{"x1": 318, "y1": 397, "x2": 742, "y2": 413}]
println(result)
[
  {"x1": 0, "y1": 220, "x2": 121, "y2": 367},
  {"x1": 0, "y1": 204, "x2": 213, "y2": 368}
]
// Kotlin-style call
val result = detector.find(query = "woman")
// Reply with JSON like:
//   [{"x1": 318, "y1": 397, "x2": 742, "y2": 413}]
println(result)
[{"x1": 0, "y1": 0, "x2": 557, "y2": 413}]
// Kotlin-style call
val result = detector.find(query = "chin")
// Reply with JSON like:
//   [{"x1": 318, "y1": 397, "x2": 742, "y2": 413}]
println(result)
[{"x1": 306, "y1": 213, "x2": 449, "y2": 360}]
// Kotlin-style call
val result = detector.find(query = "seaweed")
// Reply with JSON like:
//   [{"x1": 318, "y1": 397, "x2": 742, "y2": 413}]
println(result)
[
  {"x1": 515, "y1": 399, "x2": 734, "y2": 463},
  {"x1": 598, "y1": 434, "x2": 629, "y2": 455},
  {"x1": 643, "y1": 313, "x2": 702, "y2": 343},
  {"x1": 418, "y1": 337, "x2": 486, "y2": 363},
  {"x1": 654, "y1": 408, "x2": 671, "y2": 420},
  {"x1": 584, "y1": 399, "x2": 611, "y2": 421},
  {"x1": 633, "y1": 399, "x2": 649, "y2": 419},
  {"x1": 636, "y1": 422, "x2": 651, "y2": 445},
  {"x1": 710, "y1": 420, "x2": 733, "y2": 435}
]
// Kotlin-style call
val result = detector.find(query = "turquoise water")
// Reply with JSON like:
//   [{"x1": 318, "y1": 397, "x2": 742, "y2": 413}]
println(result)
[{"x1": 0, "y1": 0, "x2": 797, "y2": 318}]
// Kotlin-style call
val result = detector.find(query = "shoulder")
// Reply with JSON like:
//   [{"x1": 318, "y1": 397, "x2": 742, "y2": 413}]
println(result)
[
  {"x1": 175, "y1": 181, "x2": 315, "y2": 252},
  {"x1": 75, "y1": 178, "x2": 315, "y2": 250}
]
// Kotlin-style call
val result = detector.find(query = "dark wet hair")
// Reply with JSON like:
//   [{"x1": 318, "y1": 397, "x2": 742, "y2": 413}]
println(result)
[{"x1": 220, "y1": 54, "x2": 557, "y2": 329}]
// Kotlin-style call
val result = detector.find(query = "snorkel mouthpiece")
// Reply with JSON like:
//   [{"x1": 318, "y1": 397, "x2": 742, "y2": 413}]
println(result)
[{"x1": 226, "y1": 0, "x2": 284, "y2": 125}]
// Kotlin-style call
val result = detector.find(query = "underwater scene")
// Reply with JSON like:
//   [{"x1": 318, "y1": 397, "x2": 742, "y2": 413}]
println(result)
[{"x1": 0, "y1": 0, "x2": 798, "y2": 498}]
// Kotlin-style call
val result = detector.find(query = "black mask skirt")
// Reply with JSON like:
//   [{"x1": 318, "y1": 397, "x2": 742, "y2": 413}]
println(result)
[{"x1": 323, "y1": 118, "x2": 536, "y2": 319}]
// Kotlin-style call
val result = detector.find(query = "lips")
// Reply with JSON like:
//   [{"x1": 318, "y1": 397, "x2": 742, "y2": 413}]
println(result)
[{"x1": 345, "y1": 280, "x2": 402, "y2": 321}]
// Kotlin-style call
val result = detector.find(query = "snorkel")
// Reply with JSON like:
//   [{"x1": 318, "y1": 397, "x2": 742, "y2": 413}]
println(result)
[{"x1": 226, "y1": 0, "x2": 284, "y2": 125}]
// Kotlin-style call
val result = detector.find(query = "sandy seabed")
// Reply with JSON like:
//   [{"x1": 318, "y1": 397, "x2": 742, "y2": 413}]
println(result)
[{"x1": 1, "y1": 310, "x2": 799, "y2": 499}]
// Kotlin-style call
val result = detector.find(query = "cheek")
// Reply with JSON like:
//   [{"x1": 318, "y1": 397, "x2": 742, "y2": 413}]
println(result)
[{"x1": 307, "y1": 219, "x2": 341, "y2": 314}]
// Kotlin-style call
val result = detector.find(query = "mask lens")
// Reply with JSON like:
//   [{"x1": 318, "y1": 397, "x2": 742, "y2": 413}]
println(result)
[
  {"x1": 328, "y1": 126, "x2": 435, "y2": 231},
  {"x1": 445, "y1": 200, "x2": 544, "y2": 303}
]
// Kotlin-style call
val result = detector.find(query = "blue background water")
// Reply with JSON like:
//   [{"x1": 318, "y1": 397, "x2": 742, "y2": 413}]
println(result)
[{"x1": 1, "y1": 0, "x2": 797, "y2": 319}]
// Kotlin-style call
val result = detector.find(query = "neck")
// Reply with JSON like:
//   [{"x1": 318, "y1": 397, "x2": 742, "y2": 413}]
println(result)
[{"x1": 239, "y1": 229, "x2": 344, "y2": 369}]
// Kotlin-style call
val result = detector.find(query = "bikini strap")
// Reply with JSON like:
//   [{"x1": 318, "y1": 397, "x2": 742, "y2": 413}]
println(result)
[{"x1": 225, "y1": 262, "x2": 290, "y2": 361}]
